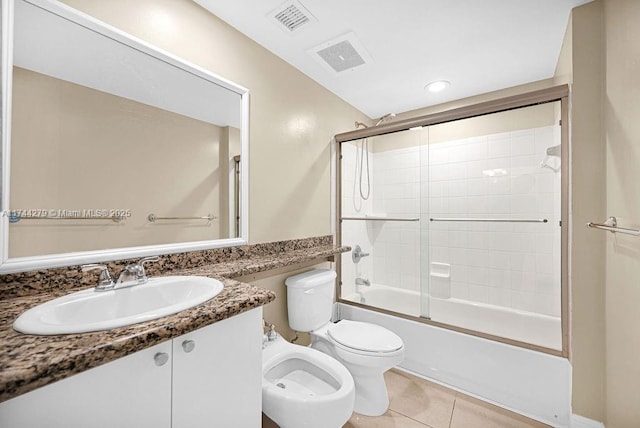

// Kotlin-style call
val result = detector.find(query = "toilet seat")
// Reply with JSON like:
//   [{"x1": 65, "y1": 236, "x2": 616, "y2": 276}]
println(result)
[{"x1": 327, "y1": 320, "x2": 404, "y2": 356}]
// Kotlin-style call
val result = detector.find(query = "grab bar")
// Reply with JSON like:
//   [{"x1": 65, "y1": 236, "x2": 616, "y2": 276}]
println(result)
[
  {"x1": 587, "y1": 217, "x2": 640, "y2": 236},
  {"x1": 147, "y1": 213, "x2": 216, "y2": 222},
  {"x1": 430, "y1": 217, "x2": 548, "y2": 223}
]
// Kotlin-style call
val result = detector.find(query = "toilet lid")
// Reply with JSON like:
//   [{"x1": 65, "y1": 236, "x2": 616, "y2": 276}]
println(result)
[{"x1": 328, "y1": 320, "x2": 403, "y2": 353}]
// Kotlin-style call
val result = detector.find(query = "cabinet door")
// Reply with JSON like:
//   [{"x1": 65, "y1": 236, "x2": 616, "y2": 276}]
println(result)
[
  {"x1": 0, "y1": 341, "x2": 172, "y2": 428},
  {"x1": 172, "y1": 308, "x2": 262, "y2": 428}
]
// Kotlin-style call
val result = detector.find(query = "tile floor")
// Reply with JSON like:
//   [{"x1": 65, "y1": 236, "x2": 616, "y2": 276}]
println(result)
[{"x1": 263, "y1": 368, "x2": 550, "y2": 428}]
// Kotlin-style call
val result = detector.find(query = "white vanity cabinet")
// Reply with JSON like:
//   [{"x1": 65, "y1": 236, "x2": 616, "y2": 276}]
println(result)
[
  {"x1": 0, "y1": 341, "x2": 174, "y2": 428},
  {"x1": 172, "y1": 308, "x2": 262, "y2": 428},
  {"x1": 0, "y1": 308, "x2": 262, "y2": 428}
]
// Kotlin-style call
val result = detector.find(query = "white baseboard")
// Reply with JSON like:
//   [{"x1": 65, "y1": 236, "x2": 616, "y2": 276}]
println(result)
[{"x1": 571, "y1": 414, "x2": 605, "y2": 428}]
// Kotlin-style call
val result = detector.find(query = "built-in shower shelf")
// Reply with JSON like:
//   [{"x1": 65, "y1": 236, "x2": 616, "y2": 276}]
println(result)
[{"x1": 341, "y1": 216, "x2": 419, "y2": 222}]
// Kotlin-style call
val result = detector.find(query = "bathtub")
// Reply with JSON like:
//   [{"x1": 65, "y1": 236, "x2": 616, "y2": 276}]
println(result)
[
  {"x1": 346, "y1": 283, "x2": 561, "y2": 350},
  {"x1": 337, "y1": 301, "x2": 571, "y2": 427},
  {"x1": 351, "y1": 284, "x2": 421, "y2": 317}
]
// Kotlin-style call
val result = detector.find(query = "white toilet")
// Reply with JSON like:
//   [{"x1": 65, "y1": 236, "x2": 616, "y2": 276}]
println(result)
[
  {"x1": 262, "y1": 334, "x2": 355, "y2": 428},
  {"x1": 286, "y1": 269, "x2": 405, "y2": 416}
]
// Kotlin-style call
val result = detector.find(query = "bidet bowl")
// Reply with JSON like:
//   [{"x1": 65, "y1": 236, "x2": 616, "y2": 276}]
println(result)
[
  {"x1": 262, "y1": 337, "x2": 354, "y2": 428},
  {"x1": 13, "y1": 276, "x2": 223, "y2": 335}
]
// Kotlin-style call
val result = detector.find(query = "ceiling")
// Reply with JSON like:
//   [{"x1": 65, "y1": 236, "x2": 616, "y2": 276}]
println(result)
[{"x1": 194, "y1": 0, "x2": 592, "y2": 119}]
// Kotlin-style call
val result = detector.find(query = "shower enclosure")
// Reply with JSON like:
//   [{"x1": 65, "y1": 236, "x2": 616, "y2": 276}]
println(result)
[{"x1": 336, "y1": 87, "x2": 568, "y2": 354}]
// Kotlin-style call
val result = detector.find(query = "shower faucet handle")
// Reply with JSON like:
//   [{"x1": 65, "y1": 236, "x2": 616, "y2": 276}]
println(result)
[
  {"x1": 352, "y1": 245, "x2": 370, "y2": 263},
  {"x1": 355, "y1": 277, "x2": 371, "y2": 287}
]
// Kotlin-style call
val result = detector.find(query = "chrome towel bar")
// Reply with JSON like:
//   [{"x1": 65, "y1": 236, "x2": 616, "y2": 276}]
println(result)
[
  {"x1": 5, "y1": 214, "x2": 124, "y2": 223},
  {"x1": 147, "y1": 213, "x2": 216, "y2": 222},
  {"x1": 341, "y1": 216, "x2": 419, "y2": 222},
  {"x1": 430, "y1": 217, "x2": 548, "y2": 223},
  {"x1": 587, "y1": 216, "x2": 640, "y2": 236}
]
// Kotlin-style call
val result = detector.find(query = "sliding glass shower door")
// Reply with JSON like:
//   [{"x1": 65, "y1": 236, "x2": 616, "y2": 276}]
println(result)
[
  {"x1": 424, "y1": 102, "x2": 562, "y2": 350},
  {"x1": 339, "y1": 129, "x2": 428, "y2": 317},
  {"x1": 337, "y1": 95, "x2": 566, "y2": 354}
]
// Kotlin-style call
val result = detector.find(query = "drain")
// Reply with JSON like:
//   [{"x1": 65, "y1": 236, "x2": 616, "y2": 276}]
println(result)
[{"x1": 277, "y1": 383, "x2": 286, "y2": 389}]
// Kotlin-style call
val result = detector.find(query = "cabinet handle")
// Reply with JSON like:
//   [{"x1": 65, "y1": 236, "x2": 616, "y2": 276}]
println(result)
[
  {"x1": 154, "y1": 352, "x2": 169, "y2": 366},
  {"x1": 182, "y1": 340, "x2": 196, "y2": 353}
]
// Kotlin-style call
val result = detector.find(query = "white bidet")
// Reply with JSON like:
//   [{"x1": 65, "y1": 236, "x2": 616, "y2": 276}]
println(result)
[{"x1": 262, "y1": 336, "x2": 354, "y2": 428}]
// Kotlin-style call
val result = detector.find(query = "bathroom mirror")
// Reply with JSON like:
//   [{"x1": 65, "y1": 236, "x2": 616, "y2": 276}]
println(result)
[{"x1": 0, "y1": 0, "x2": 250, "y2": 273}]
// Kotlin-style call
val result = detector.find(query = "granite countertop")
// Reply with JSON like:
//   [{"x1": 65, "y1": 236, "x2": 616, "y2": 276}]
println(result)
[{"x1": 0, "y1": 242, "x2": 349, "y2": 403}]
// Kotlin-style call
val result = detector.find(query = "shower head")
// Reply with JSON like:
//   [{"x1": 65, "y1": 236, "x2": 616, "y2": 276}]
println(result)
[
  {"x1": 355, "y1": 121, "x2": 369, "y2": 129},
  {"x1": 375, "y1": 113, "x2": 396, "y2": 126}
]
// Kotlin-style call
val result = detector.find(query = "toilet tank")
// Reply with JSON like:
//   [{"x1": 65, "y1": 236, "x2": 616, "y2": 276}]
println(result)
[{"x1": 285, "y1": 269, "x2": 336, "y2": 332}]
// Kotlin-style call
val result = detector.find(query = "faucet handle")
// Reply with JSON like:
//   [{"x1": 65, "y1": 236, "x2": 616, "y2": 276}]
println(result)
[
  {"x1": 81, "y1": 264, "x2": 114, "y2": 290},
  {"x1": 266, "y1": 324, "x2": 278, "y2": 342},
  {"x1": 352, "y1": 245, "x2": 370, "y2": 263},
  {"x1": 137, "y1": 256, "x2": 160, "y2": 276}
]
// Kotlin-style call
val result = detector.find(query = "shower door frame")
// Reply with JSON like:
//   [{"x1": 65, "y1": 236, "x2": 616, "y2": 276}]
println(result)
[{"x1": 334, "y1": 84, "x2": 570, "y2": 358}]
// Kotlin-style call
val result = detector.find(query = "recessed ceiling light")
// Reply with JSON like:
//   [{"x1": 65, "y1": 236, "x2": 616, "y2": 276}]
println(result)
[{"x1": 425, "y1": 80, "x2": 450, "y2": 93}]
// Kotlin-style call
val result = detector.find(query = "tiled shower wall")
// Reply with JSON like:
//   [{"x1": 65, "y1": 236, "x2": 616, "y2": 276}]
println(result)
[
  {"x1": 427, "y1": 126, "x2": 561, "y2": 317},
  {"x1": 340, "y1": 142, "x2": 422, "y2": 298},
  {"x1": 371, "y1": 147, "x2": 421, "y2": 292},
  {"x1": 340, "y1": 125, "x2": 561, "y2": 318},
  {"x1": 340, "y1": 142, "x2": 374, "y2": 298}
]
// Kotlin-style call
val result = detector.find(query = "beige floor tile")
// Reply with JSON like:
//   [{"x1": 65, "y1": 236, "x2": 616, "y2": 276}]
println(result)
[
  {"x1": 385, "y1": 369, "x2": 456, "y2": 428},
  {"x1": 450, "y1": 394, "x2": 551, "y2": 428},
  {"x1": 345, "y1": 410, "x2": 430, "y2": 428}
]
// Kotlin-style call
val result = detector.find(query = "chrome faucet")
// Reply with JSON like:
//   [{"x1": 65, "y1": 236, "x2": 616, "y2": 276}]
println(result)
[
  {"x1": 81, "y1": 256, "x2": 160, "y2": 291},
  {"x1": 355, "y1": 277, "x2": 371, "y2": 287},
  {"x1": 116, "y1": 264, "x2": 145, "y2": 285},
  {"x1": 262, "y1": 320, "x2": 279, "y2": 349}
]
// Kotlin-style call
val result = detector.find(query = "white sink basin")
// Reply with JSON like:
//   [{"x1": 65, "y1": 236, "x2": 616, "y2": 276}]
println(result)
[{"x1": 13, "y1": 276, "x2": 223, "y2": 335}]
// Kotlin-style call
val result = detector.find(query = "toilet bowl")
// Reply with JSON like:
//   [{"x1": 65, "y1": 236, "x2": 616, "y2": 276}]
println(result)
[
  {"x1": 262, "y1": 335, "x2": 355, "y2": 428},
  {"x1": 285, "y1": 269, "x2": 405, "y2": 417},
  {"x1": 310, "y1": 320, "x2": 404, "y2": 416}
]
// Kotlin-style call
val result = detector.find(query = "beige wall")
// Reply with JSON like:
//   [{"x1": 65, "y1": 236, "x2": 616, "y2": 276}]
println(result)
[
  {"x1": 371, "y1": 102, "x2": 556, "y2": 154},
  {"x1": 566, "y1": 1, "x2": 607, "y2": 422},
  {"x1": 59, "y1": 0, "x2": 368, "y2": 246},
  {"x1": 10, "y1": 67, "x2": 229, "y2": 257},
  {"x1": 370, "y1": 127, "x2": 423, "y2": 153},
  {"x1": 554, "y1": 1, "x2": 640, "y2": 425},
  {"x1": 603, "y1": 1, "x2": 640, "y2": 426},
  {"x1": 553, "y1": 14, "x2": 573, "y2": 86},
  {"x1": 427, "y1": 102, "x2": 557, "y2": 144}
]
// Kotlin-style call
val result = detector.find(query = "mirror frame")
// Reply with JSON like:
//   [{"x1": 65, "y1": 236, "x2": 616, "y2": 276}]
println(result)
[{"x1": 0, "y1": 0, "x2": 250, "y2": 274}]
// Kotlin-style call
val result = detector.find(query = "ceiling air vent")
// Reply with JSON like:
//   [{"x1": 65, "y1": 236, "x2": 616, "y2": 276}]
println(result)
[
  {"x1": 317, "y1": 40, "x2": 365, "y2": 73},
  {"x1": 309, "y1": 32, "x2": 373, "y2": 75},
  {"x1": 268, "y1": 1, "x2": 316, "y2": 34}
]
